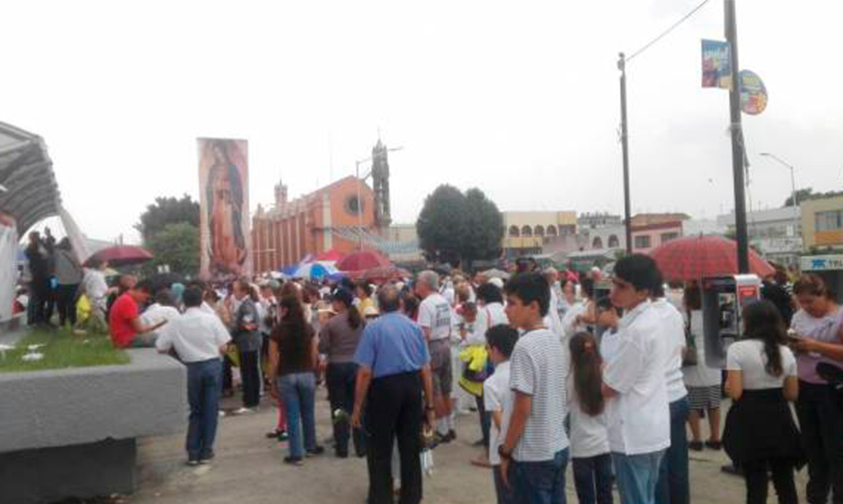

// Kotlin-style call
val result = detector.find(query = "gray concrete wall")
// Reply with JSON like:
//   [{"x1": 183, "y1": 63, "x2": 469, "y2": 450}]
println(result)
[{"x1": 0, "y1": 349, "x2": 187, "y2": 454}]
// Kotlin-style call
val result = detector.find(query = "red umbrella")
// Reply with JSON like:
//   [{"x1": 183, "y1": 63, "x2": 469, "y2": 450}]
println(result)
[
  {"x1": 649, "y1": 235, "x2": 774, "y2": 282},
  {"x1": 84, "y1": 245, "x2": 154, "y2": 267},
  {"x1": 337, "y1": 250, "x2": 390, "y2": 272},
  {"x1": 361, "y1": 266, "x2": 412, "y2": 282}
]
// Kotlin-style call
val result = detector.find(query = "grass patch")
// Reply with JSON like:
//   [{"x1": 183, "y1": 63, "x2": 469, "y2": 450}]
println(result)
[{"x1": 0, "y1": 328, "x2": 130, "y2": 373}]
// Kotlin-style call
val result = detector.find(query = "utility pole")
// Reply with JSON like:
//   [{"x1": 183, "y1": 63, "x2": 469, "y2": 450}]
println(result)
[
  {"x1": 725, "y1": 0, "x2": 749, "y2": 273},
  {"x1": 618, "y1": 53, "x2": 633, "y2": 254}
]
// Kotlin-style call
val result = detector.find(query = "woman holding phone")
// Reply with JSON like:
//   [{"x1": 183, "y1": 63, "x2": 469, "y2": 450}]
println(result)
[{"x1": 789, "y1": 274, "x2": 843, "y2": 504}]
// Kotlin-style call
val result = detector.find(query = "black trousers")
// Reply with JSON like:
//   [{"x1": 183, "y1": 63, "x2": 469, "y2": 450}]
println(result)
[
  {"x1": 366, "y1": 372, "x2": 423, "y2": 504},
  {"x1": 327, "y1": 362, "x2": 366, "y2": 457},
  {"x1": 56, "y1": 283, "x2": 79, "y2": 327},
  {"x1": 30, "y1": 278, "x2": 51, "y2": 324},
  {"x1": 222, "y1": 355, "x2": 234, "y2": 393},
  {"x1": 743, "y1": 457, "x2": 798, "y2": 504},
  {"x1": 239, "y1": 350, "x2": 261, "y2": 408},
  {"x1": 796, "y1": 381, "x2": 843, "y2": 504}
]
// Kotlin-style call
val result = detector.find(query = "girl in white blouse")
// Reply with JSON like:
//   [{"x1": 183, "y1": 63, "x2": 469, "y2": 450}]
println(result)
[{"x1": 723, "y1": 300, "x2": 802, "y2": 504}]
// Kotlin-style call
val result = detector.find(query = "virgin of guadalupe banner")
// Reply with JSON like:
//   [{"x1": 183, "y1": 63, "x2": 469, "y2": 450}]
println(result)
[
  {"x1": 198, "y1": 138, "x2": 252, "y2": 280},
  {"x1": 701, "y1": 39, "x2": 732, "y2": 89}
]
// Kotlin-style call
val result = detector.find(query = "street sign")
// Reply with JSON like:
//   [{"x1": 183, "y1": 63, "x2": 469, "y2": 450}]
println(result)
[{"x1": 800, "y1": 255, "x2": 843, "y2": 272}]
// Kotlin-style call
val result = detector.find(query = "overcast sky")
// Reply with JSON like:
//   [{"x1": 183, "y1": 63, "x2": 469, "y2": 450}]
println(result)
[{"x1": 4, "y1": 0, "x2": 842, "y2": 243}]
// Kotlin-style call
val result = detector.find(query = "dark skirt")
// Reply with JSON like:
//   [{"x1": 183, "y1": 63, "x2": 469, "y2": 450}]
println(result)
[{"x1": 723, "y1": 388, "x2": 805, "y2": 469}]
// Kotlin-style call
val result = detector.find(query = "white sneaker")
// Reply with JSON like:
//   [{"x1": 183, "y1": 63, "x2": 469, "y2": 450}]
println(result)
[
  {"x1": 233, "y1": 407, "x2": 256, "y2": 415},
  {"x1": 218, "y1": 411, "x2": 227, "y2": 418}
]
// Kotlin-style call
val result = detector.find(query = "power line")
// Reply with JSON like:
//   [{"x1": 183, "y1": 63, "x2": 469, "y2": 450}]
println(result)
[{"x1": 626, "y1": 0, "x2": 712, "y2": 63}]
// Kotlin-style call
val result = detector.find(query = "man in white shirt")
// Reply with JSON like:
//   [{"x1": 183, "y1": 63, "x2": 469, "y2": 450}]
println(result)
[
  {"x1": 81, "y1": 259, "x2": 112, "y2": 331},
  {"x1": 156, "y1": 286, "x2": 231, "y2": 466},
  {"x1": 416, "y1": 270, "x2": 456, "y2": 442},
  {"x1": 602, "y1": 255, "x2": 671, "y2": 504},
  {"x1": 140, "y1": 289, "x2": 182, "y2": 344},
  {"x1": 652, "y1": 281, "x2": 690, "y2": 504}
]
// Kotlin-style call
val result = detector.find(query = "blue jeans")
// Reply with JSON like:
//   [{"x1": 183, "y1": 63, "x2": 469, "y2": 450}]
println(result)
[
  {"x1": 278, "y1": 373, "x2": 317, "y2": 459},
  {"x1": 612, "y1": 450, "x2": 665, "y2": 504},
  {"x1": 573, "y1": 453, "x2": 614, "y2": 504},
  {"x1": 512, "y1": 448, "x2": 569, "y2": 504},
  {"x1": 186, "y1": 359, "x2": 223, "y2": 460},
  {"x1": 657, "y1": 397, "x2": 690, "y2": 504}
]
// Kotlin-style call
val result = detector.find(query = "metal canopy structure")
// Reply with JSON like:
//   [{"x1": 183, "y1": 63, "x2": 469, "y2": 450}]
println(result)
[{"x1": 0, "y1": 121, "x2": 60, "y2": 234}]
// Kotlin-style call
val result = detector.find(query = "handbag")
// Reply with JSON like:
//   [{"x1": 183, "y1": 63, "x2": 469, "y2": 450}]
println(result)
[{"x1": 682, "y1": 309, "x2": 699, "y2": 367}]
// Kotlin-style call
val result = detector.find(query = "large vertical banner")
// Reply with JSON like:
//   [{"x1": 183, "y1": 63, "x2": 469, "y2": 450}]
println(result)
[{"x1": 198, "y1": 138, "x2": 251, "y2": 280}]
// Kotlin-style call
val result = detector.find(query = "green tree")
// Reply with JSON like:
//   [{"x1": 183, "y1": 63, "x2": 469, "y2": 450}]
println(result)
[
  {"x1": 135, "y1": 194, "x2": 200, "y2": 242},
  {"x1": 144, "y1": 222, "x2": 200, "y2": 277},
  {"x1": 783, "y1": 188, "x2": 813, "y2": 207},
  {"x1": 417, "y1": 185, "x2": 466, "y2": 266},
  {"x1": 416, "y1": 185, "x2": 504, "y2": 269},
  {"x1": 460, "y1": 188, "x2": 504, "y2": 270}
]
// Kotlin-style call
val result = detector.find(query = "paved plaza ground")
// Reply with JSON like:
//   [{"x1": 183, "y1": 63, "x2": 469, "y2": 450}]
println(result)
[{"x1": 122, "y1": 389, "x2": 811, "y2": 504}]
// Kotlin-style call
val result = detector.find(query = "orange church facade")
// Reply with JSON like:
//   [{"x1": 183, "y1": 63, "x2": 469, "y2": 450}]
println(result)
[{"x1": 251, "y1": 176, "x2": 376, "y2": 273}]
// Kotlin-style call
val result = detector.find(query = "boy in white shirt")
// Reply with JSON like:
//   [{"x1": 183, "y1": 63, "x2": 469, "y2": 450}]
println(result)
[
  {"x1": 602, "y1": 255, "x2": 671, "y2": 504},
  {"x1": 484, "y1": 325, "x2": 519, "y2": 504}
]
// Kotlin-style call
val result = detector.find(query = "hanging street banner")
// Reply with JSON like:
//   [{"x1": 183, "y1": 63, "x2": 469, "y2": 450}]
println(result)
[
  {"x1": 701, "y1": 39, "x2": 732, "y2": 89},
  {"x1": 198, "y1": 138, "x2": 252, "y2": 280},
  {"x1": 739, "y1": 70, "x2": 768, "y2": 115}
]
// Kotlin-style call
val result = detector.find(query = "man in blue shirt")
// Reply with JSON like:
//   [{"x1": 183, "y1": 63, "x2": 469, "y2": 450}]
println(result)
[{"x1": 351, "y1": 284, "x2": 436, "y2": 504}]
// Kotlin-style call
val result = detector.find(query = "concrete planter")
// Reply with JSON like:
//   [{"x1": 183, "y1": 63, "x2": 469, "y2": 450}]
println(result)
[{"x1": 0, "y1": 349, "x2": 187, "y2": 504}]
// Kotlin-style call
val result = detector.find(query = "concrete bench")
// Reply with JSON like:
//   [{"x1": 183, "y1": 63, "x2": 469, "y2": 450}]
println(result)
[{"x1": 0, "y1": 349, "x2": 187, "y2": 504}]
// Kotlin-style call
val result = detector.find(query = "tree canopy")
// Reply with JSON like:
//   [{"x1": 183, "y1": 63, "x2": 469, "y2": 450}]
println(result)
[
  {"x1": 416, "y1": 185, "x2": 503, "y2": 269},
  {"x1": 136, "y1": 195, "x2": 201, "y2": 277},
  {"x1": 783, "y1": 188, "x2": 843, "y2": 207},
  {"x1": 143, "y1": 222, "x2": 200, "y2": 277},
  {"x1": 135, "y1": 194, "x2": 200, "y2": 242}
]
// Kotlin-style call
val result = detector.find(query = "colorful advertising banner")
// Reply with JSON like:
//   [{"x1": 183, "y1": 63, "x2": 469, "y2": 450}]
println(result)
[
  {"x1": 739, "y1": 70, "x2": 768, "y2": 115},
  {"x1": 198, "y1": 138, "x2": 251, "y2": 280},
  {"x1": 701, "y1": 39, "x2": 732, "y2": 89}
]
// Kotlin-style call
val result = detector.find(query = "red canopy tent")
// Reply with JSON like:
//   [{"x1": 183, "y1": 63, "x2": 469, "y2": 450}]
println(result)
[
  {"x1": 315, "y1": 249, "x2": 345, "y2": 262},
  {"x1": 337, "y1": 250, "x2": 390, "y2": 272}
]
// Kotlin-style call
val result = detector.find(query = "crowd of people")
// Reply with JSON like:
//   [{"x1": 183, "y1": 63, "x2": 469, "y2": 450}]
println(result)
[{"x1": 17, "y1": 241, "x2": 843, "y2": 504}]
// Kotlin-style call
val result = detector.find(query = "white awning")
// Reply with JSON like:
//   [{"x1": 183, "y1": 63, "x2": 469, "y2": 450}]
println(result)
[{"x1": 0, "y1": 122, "x2": 60, "y2": 234}]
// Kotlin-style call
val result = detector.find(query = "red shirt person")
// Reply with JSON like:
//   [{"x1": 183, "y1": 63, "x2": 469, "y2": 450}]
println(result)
[{"x1": 109, "y1": 280, "x2": 167, "y2": 348}]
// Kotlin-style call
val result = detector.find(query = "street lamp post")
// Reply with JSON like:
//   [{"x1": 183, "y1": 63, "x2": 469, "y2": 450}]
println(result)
[
  {"x1": 760, "y1": 152, "x2": 800, "y2": 239},
  {"x1": 618, "y1": 53, "x2": 633, "y2": 254}
]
